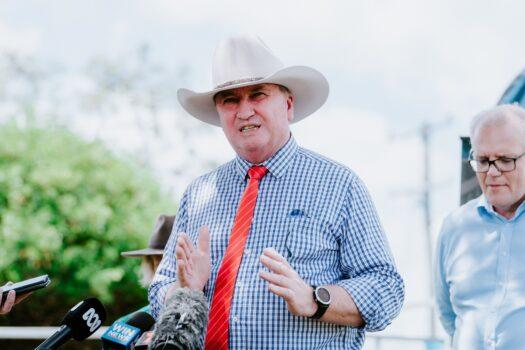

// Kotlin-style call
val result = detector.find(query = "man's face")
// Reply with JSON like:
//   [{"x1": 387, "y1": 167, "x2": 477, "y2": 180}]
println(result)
[
  {"x1": 472, "y1": 117, "x2": 525, "y2": 217},
  {"x1": 215, "y1": 83, "x2": 294, "y2": 164}
]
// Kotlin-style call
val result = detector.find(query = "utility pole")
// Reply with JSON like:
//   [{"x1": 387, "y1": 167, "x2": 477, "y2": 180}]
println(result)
[
  {"x1": 391, "y1": 118, "x2": 451, "y2": 341},
  {"x1": 421, "y1": 122, "x2": 435, "y2": 339}
]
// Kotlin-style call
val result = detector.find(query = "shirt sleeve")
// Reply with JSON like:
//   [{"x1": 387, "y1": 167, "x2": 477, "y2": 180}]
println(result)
[
  {"x1": 335, "y1": 176, "x2": 405, "y2": 332},
  {"x1": 148, "y1": 190, "x2": 188, "y2": 319},
  {"x1": 434, "y1": 218, "x2": 456, "y2": 337}
]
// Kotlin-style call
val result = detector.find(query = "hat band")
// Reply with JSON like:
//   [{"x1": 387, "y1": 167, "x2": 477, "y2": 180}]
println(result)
[{"x1": 215, "y1": 76, "x2": 265, "y2": 89}]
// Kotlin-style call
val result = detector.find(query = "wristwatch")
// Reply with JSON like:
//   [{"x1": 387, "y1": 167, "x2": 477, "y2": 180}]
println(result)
[{"x1": 309, "y1": 285, "x2": 331, "y2": 319}]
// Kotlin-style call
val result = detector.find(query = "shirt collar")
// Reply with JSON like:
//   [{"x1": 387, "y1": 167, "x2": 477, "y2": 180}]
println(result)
[
  {"x1": 234, "y1": 135, "x2": 298, "y2": 180},
  {"x1": 476, "y1": 194, "x2": 525, "y2": 221}
]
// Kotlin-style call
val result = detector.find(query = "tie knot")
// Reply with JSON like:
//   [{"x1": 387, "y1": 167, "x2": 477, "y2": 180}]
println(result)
[{"x1": 248, "y1": 166, "x2": 268, "y2": 181}]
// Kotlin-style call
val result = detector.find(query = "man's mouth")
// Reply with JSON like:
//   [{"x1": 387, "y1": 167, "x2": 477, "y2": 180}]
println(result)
[{"x1": 240, "y1": 125, "x2": 260, "y2": 133}]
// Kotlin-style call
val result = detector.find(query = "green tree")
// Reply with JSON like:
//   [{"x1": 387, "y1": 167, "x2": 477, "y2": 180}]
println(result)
[{"x1": 0, "y1": 124, "x2": 173, "y2": 327}]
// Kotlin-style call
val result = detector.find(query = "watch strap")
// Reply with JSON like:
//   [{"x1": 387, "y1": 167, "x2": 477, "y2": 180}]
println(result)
[{"x1": 310, "y1": 285, "x2": 329, "y2": 319}]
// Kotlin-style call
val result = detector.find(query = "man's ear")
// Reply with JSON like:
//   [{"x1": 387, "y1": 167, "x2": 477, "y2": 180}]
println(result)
[{"x1": 286, "y1": 94, "x2": 294, "y2": 122}]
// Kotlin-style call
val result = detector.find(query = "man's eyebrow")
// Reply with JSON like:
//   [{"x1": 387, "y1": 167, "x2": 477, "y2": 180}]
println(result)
[
  {"x1": 215, "y1": 91, "x2": 237, "y2": 101},
  {"x1": 249, "y1": 86, "x2": 268, "y2": 93},
  {"x1": 475, "y1": 153, "x2": 519, "y2": 158}
]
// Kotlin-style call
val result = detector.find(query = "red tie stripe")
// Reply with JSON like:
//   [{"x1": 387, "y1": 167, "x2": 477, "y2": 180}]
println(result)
[{"x1": 204, "y1": 166, "x2": 268, "y2": 350}]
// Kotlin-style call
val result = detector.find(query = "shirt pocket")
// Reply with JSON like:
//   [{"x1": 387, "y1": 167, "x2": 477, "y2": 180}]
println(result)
[{"x1": 285, "y1": 218, "x2": 338, "y2": 279}]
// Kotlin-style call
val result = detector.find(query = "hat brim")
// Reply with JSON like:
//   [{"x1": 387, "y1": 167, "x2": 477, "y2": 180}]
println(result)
[
  {"x1": 177, "y1": 66, "x2": 329, "y2": 126},
  {"x1": 121, "y1": 248, "x2": 164, "y2": 257}
]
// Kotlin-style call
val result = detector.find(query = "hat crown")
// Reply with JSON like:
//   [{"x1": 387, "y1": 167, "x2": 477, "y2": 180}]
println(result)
[
  {"x1": 212, "y1": 35, "x2": 284, "y2": 89},
  {"x1": 148, "y1": 215, "x2": 175, "y2": 250}
]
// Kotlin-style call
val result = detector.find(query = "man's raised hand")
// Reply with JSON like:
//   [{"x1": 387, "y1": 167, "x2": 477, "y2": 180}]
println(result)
[{"x1": 175, "y1": 226, "x2": 211, "y2": 291}]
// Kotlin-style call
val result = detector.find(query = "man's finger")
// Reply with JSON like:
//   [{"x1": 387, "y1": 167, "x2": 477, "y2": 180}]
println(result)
[
  {"x1": 0, "y1": 290, "x2": 15, "y2": 314},
  {"x1": 14, "y1": 292, "x2": 31, "y2": 305},
  {"x1": 260, "y1": 254, "x2": 294, "y2": 277},
  {"x1": 177, "y1": 259, "x2": 189, "y2": 284},
  {"x1": 176, "y1": 235, "x2": 193, "y2": 265},
  {"x1": 262, "y1": 248, "x2": 291, "y2": 267},
  {"x1": 197, "y1": 226, "x2": 211, "y2": 254},
  {"x1": 267, "y1": 283, "x2": 292, "y2": 301},
  {"x1": 178, "y1": 233, "x2": 194, "y2": 258},
  {"x1": 259, "y1": 270, "x2": 289, "y2": 287},
  {"x1": 175, "y1": 246, "x2": 192, "y2": 275}
]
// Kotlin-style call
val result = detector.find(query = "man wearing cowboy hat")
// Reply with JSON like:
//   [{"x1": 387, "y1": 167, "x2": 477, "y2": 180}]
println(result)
[
  {"x1": 113, "y1": 214, "x2": 174, "y2": 322},
  {"x1": 149, "y1": 36, "x2": 404, "y2": 349}
]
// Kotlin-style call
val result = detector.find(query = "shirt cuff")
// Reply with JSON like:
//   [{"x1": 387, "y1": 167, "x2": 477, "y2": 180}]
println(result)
[
  {"x1": 337, "y1": 275, "x2": 402, "y2": 332},
  {"x1": 148, "y1": 279, "x2": 176, "y2": 319}
]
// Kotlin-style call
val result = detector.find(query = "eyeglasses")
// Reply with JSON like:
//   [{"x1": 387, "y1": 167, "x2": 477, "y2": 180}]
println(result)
[{"x1": 469, "y1": 152, "x2": 525, "y2": 173}]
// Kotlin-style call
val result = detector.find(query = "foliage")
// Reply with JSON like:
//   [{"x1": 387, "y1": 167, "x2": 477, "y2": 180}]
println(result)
[{"x1": 0, "y1": 124, "x2": 174, "y2": 325}]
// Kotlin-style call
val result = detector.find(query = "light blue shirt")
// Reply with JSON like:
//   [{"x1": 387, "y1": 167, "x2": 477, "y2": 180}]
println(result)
[
  {"x1": 435, "y1": 195, "x2": 525, "y2": 349},
  {"x1": 149, "y1": 136, "x2": 404, "y2": 349}
]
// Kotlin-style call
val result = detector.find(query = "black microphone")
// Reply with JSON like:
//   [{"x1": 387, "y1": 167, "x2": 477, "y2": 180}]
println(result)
[
  {"x1": 149, "y1": 288, "x2": 208, "y2": 350},
  {"x1": 101, "y1": 311, "x2": 155, "y2": 349},
  {"x1": 35, "y1": 297, "x2": 107, "y2": 350}
]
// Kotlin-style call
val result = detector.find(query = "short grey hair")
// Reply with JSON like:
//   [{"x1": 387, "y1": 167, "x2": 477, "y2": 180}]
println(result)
[{"x1": 470, "y1": 104, "x2": 525, "y2": 143}]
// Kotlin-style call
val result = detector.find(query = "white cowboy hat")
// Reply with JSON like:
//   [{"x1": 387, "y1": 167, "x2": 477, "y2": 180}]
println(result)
[{"x1": 177, "y1": 35, "x2": 329, "y2": 126}]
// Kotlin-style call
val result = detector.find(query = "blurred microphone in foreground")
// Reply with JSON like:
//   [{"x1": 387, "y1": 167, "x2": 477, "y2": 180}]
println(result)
[
  {"x1": 149, "y1": 287, "x2": 208, "y2": 350},
  {"x1": 35, "y1": 297, "x2": 106, "y2": 350},
  {"x1": 101, "y1": 311, "x2": 154, "y2": 349},
  {"x1": 130, "y1": 329, "x2": 153, "y2": 350}
]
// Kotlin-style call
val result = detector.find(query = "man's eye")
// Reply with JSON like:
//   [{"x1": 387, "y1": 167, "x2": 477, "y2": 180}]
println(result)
[
  {"x1": 498, "y1": 158, "x2": 514, "y2": 164},
  {"x1": 478, "y1": 159, "x2": 489, "y2": 166},
  {"x1": 251, "y1": 92, "x2": 266, "y2": 99},
  {"x1": 223, "y1": 97, "x2": 238, "y2": 104}
]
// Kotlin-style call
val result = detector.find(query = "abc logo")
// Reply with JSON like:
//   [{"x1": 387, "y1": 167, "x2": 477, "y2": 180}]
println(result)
[{"x1": 82, "y1": 308, "x2": 102, "y2": 332}]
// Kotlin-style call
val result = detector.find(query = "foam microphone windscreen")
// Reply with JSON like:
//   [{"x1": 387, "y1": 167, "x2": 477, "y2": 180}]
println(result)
[{"x1": 149, "y1": 288, "x2": 209, "y2": 350}]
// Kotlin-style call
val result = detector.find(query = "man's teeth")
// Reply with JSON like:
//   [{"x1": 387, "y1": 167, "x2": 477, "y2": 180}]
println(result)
[{"x1": 241, "y1": 125, "x2": 259, "y2": 132}]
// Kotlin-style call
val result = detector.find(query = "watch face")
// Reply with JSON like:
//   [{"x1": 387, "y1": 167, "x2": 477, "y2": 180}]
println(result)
[{"x1": 316, "y1": 287, "x2": 331, "y2": 305}]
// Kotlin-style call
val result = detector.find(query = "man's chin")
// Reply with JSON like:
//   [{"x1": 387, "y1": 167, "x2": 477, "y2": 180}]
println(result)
[
  {"x1": 236, "y1": 145, "x2": 268, "y2": 163},
  {"x1": 487, "y1": 194, "x2": 514, "y2": 210}
]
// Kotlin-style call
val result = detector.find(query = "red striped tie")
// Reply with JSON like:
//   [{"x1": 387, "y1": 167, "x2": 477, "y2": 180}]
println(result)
[{"x1": 204, "y1": 166, "x2": 268, "y2": 350}]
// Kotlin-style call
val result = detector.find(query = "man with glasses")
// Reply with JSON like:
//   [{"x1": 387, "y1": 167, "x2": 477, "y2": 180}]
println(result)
[{"x1": 435, "y1": 104, "x2": 525, "y2": 349}]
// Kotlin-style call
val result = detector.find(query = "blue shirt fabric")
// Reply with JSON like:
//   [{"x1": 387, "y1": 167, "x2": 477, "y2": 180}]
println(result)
[
  {"x1": 149, "y1": 137, "x2": 404, "y2": 349},
  {"x1": 435, "y1": 195, "x2": 525, "y2": 349}
]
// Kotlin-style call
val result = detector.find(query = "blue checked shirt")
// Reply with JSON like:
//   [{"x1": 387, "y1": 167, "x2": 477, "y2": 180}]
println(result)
[
  {"x1": 435, "y1": 195, "x2": 525, "y2": 349},
  {"x1": 149, "y1": 136, "x2": 404, "y2": 349}
]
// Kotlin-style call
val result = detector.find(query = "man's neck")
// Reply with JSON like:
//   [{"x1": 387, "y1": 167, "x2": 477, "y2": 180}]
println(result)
[
  {"x1": 242, "y1": 133, "x2": 291, "y2": 164},
  {"x1": 493, "y1": 196, "x2": 525, "y2": 220}
]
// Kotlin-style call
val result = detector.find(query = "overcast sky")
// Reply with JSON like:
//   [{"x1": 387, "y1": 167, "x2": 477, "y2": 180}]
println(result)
[{"x1": 2, "y1": 0, "x2": 524, "y2": 344}]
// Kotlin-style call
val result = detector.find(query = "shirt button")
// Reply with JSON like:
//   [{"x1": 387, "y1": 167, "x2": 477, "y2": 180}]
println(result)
[{"x1": 233, "y1": 316, "x2": 239, "y2": 323}]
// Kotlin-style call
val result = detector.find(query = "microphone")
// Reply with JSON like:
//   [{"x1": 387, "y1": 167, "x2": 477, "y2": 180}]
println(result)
[
  {"x1": 101, "y1": 311, "x2": 155, "y2": 349},
  {"x1": 149, "y1": 287, "x2": 208, "y2": 350},
  {"x1": 35, "y1": 297, "x2": 107, "y2": 350},
  {"x1": 131, "y1": 330, "x2": 153, "y2": 350}
]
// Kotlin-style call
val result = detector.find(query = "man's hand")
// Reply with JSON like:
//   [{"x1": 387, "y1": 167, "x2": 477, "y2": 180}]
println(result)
[
  {"x1": 1, "y1": 283, "x2": 31, "y2": 315},
  {"x1": 259, "y1": 248, "x2": 317, "y2": 318},
  {"x1": 0, "y1": 288, "x2": 15, "y2": 315},
  {"x1": 175, "y1": 226, "x2": 211, "y2": 291}
]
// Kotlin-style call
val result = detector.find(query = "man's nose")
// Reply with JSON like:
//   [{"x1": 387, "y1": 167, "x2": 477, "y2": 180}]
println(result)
[
  {"x1": 236, "y1": 99, "x2": 254, "y2": 119},
  {"x1": 487, "y1": 162, "x2": 502, "y2": 176}
]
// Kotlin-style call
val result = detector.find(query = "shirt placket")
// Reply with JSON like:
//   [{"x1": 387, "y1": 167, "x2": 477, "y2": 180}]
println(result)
[{"x1": 484, "y1": 222, "x2": 512, "y2": 349}]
